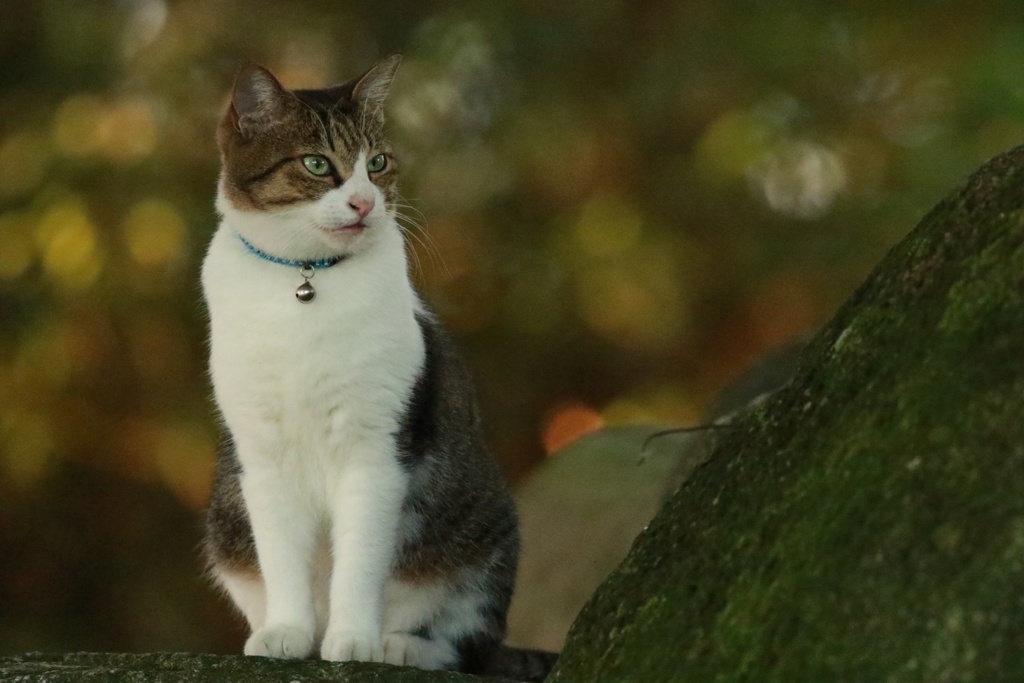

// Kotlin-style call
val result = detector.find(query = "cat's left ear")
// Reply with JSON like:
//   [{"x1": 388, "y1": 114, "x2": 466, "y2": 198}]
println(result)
[
  {"x1": 351, "y1": 54, "x2": 402, "y2": 123},
  {"x1": 230, "y1": 63, "x2": 295, "y2": 135}
]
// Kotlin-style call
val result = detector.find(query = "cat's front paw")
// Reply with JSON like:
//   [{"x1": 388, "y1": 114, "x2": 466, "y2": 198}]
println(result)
[
  {"x1": 245, "y1": 623, "x2": 315, "y2": 659},
  {"x1": 383, "y1": 632, "x2": 456, "y2": 669},
  {"x1": 321, "y1": 629, "x2": 384, "y2": 663}
]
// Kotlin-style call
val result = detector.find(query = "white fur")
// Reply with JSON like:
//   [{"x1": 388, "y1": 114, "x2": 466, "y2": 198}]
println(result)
[
  {"x1": 217, "y1": 569, "x2": 266, "y2": 629},
  {"x1": 203, "y1": 152, "x2": 427, "y2": 663},
  {"x1": 382, "y1": 575, "x2": 487, "y2": 668}
]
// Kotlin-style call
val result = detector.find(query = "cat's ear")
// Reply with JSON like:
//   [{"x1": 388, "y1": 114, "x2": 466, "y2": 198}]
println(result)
[
  {"x1": 230, "y1": 63, "x2": 294, "y2": 135},
  {"x1": 351, "y1": 54, "x2": 402, "y2": 123}
]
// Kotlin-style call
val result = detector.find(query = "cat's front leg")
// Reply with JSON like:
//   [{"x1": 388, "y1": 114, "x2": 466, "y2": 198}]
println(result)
[
  {"x1": 321, "y1": 439, "x2": 408, "y2": 663},
  {"x1": 240, "y1": 465, "x2": 319, "y2": 659}
]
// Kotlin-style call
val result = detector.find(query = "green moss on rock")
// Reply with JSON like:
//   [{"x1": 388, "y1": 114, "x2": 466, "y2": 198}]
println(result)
[{"x1": 550, "y1": 146, "x2": 1024, "y2": 682}]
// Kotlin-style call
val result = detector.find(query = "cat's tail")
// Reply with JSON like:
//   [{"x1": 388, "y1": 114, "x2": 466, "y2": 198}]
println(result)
[{"x1": 482, "y1": 646, "x2": 559, "y2": 682}]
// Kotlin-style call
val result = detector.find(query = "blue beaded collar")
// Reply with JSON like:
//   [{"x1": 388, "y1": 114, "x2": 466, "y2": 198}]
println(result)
[
  {"x1": 235, "y1": 233, "x2": 347, "y2": 303},
  {"x1": 236, "y1": 233, "x2": 346, "y2": 269}
]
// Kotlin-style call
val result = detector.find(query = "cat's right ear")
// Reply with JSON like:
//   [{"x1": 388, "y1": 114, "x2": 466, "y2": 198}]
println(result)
[{"x1": 229, "y1": 63, "x2": 293, "y2": 136}]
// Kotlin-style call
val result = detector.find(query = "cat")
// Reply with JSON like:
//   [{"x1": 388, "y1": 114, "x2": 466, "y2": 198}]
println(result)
[{"x1": 200, "y1": 55, "x2": 542, "y2": 677}]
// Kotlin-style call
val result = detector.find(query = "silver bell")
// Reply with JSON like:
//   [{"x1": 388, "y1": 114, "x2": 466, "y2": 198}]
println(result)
[{"x1": 295, "y1": 281, "x2": 316, "y2": 303}]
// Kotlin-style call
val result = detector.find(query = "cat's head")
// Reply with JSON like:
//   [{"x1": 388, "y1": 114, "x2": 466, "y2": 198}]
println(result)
[{"x1": 216, "y1": 55, "x2": 402, "y2": 261}]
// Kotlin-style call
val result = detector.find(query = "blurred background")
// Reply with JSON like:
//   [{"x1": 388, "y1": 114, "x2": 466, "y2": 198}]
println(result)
[{"x1": 2, "y1": 0, "x2": 1023, "y2": 658}]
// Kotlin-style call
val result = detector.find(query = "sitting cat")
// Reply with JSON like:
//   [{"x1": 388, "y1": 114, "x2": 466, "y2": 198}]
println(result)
[{"x1": 201, "y1": 55, "x2": 524, "y2": 674}]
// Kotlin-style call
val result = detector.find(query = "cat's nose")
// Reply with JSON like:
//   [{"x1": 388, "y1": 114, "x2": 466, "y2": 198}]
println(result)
[{"x1": 348, "y1": 194, "x2": 375, "y2": 219}]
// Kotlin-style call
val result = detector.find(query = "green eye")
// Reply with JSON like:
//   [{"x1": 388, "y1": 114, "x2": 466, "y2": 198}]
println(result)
[
  {"x1": 367, "y1": 153, "x2": 387, "y2": 173},
  {"x1": 302, "y1": 155, "x2": 332, "y2": 176}
]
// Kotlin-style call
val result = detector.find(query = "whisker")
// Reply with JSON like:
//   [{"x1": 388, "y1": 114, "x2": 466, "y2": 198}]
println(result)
[
  {"x1": 396, "y1": 218, "x2": 435, "y2": 278},
  {"x1": 392, "y1": 195, "x2": 448, "y2": 279},
  {"x1": 399, "y1": 224, "x2": 424, "y2": 276},
  {"x1": 392, "y1": 202, "x2": 428, "y2": 225}
]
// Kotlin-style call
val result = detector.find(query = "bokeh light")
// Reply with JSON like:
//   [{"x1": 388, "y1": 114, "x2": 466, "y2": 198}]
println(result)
[
  {"x1": 52, "y1": 96, "x2": 158, "y2": 164},
  {"x1": 122, "y1": 199, "x2": 187, "y2": 268},
  {"x1": 542, "y1": 402, "x2": 604, "y2": 455},
  {"x1": 36, "y1": 197, "x2": 105, "y2": 290}
]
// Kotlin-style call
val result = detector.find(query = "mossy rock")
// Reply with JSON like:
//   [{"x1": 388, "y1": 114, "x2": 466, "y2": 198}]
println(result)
[{"x1": 549, "y1": 145, "x2": 1024, "y2": 682}]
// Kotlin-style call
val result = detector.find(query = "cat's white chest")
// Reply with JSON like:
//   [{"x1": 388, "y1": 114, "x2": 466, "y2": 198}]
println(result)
[{"x1": 202, "y1": 222, "x2": 424, "y2": 475}]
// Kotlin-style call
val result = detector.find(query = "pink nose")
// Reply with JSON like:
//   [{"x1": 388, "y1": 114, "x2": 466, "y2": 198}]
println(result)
[{"x1": 349, "y1": 194, "x2": 375, "y2": 218}]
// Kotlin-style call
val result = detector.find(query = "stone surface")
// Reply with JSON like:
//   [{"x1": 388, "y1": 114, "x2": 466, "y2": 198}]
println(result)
[{"x1": 0, "y1": 652, "x2": 516, "y2": 682}]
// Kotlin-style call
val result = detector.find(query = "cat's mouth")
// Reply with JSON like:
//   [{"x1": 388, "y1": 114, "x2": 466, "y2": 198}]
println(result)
[{"x1": 325, "y1": 221, "x2": 367, "y2": 236}]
